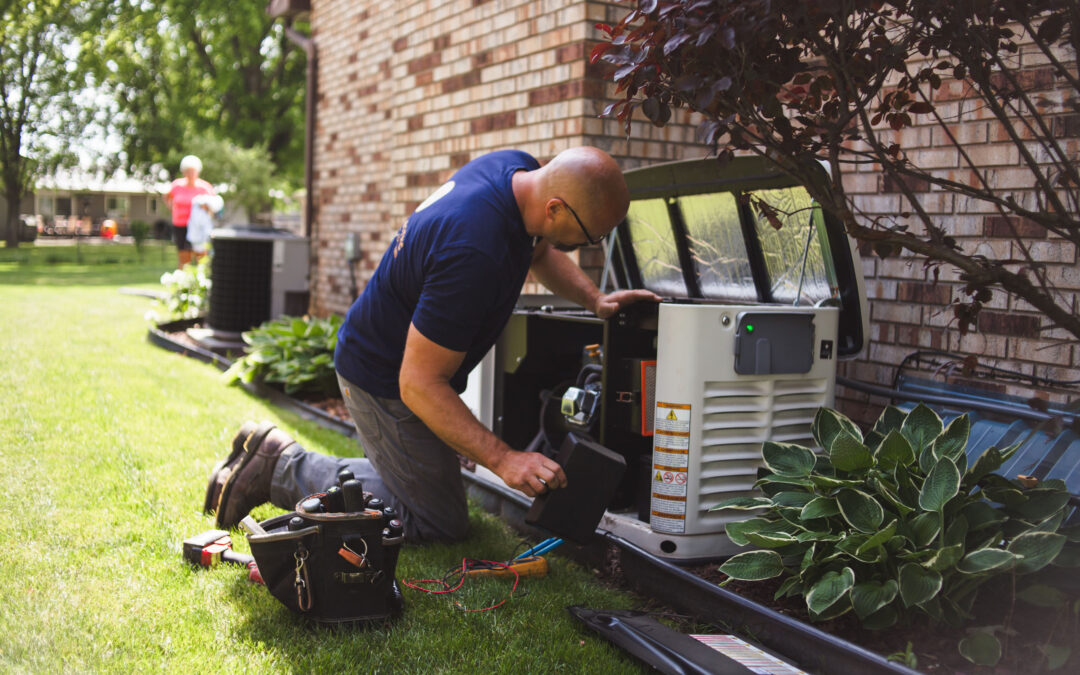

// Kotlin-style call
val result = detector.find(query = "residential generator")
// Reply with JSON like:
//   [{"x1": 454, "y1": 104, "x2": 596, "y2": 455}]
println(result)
[{"x1": 463, "y1": 156, "x2": 869, "y2": 562}]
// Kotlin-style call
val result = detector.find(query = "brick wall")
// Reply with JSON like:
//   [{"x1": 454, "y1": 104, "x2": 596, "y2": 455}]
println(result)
[
  {"x1": 835, "y1": 38, "x2": 1080, "y2": 426},
  {"x1": 309, "y1": 2, "x2": 1078, "y2": 424},
  {"x1": 308, "y1": 0, "x2": 703, "y2": 314}
]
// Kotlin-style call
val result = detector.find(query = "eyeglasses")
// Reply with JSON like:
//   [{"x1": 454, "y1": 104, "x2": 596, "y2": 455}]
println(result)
[{"x1": 555, "y1": 197, "x2": 603, "y2": 246}]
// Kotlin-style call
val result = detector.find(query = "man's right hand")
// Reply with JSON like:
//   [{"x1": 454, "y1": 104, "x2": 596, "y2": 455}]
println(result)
[{"x1": 493, "y1": 449, "x2": 567, "y2": 498}]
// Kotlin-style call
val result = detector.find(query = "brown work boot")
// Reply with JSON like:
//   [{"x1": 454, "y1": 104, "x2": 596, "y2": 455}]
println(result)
[
  {"x1": 212, "y1": 422, "x2": 299, "y2": 529},
  {"x1": 204, "y1": 420, "x2": 259, "y2": 514}
]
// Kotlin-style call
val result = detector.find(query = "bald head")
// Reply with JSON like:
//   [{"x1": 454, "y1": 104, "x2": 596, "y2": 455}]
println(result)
[{"x1": 539, "y1": 147, "x2": 629, "y2": 238}]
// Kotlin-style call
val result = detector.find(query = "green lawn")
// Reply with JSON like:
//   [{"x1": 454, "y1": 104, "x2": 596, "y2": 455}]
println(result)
[{"x1": 0, "y1": 243, "x2": 644, "y2": 673}]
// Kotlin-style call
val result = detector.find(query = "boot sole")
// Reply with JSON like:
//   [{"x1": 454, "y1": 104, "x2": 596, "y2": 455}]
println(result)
[
  {"x1": 203, "y1": 420, "x2": 260, "y2": 514},
  {"x1": 210, "y1": 421, "x2": 278, "y2": 528}
]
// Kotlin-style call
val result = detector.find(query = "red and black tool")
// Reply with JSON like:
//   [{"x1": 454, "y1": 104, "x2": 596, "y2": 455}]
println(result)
[{"x1": 182, "y1": 530, "x2": 263, "y2": 585}]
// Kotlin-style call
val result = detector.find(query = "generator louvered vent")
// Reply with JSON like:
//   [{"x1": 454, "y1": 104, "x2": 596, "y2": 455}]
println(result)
[
  {"x1": 208, "y1": 237, "x2": 273, "y2": 333},
  {"x1": 697, "y1": 377, "x2": 829, "y2": 517}
]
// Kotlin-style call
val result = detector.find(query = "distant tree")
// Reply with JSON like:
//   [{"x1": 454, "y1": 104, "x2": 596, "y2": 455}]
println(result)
[
  {"x1": 185, "y1": 133, "x2": 278, "y2": 223},
  {"x1": 594, "y1": 1, "x2": 1080, "y2": 341},
  {"x1": 0, "y1": 0, "x2": 91, "y2": 248},
  {"x1": 83, "y1": 1, "x2": 307, "y2": 184}
]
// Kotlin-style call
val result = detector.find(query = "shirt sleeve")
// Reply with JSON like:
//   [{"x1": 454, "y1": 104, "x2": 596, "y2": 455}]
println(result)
[{"x1": 411, "y1": 246, "x2": 502, "y2": 353}]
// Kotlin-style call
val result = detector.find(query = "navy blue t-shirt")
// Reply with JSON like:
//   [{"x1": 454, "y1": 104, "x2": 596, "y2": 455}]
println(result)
[{"x1": 335, "y1": 150, "x2": 539, "y2": 398}]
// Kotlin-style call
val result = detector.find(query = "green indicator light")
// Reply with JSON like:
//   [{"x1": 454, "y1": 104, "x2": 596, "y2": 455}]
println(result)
[{"x1": 746, "y1": 324, "x2": 755, "y2": 333}]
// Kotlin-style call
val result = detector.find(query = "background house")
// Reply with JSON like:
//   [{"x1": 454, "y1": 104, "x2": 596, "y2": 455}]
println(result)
[
  {"x1": 30, "y1": 172, "x2": 170, "y2": 236},
  {"x1": 288, "y1": 0, "x2": 1079, "y2": 424}
]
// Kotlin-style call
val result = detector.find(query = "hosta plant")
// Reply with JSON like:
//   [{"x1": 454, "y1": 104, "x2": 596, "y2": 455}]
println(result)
[
  {"x1": 222, "y1": 314, "x2": 342, "y2": 396},
  {"x1": 713, "y1": 404, "x2": 1079, "y2": 667}
]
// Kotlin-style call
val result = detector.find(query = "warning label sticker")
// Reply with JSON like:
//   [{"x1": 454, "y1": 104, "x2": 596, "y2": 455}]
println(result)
[
  {"x1": 651, "y1": 402, "x2": 691, "y2": 534},
  {"x1": 655, "y1": 402, "x2": 691, "y2": 433}
]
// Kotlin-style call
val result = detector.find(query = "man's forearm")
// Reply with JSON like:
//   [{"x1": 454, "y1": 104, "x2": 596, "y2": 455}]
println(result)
[
  {"x1": 400, "y1": 376, "x2": 512, "y2": 472},
  {"x1": 529, "y1": 246, "x2": 601, "y2": 313}
]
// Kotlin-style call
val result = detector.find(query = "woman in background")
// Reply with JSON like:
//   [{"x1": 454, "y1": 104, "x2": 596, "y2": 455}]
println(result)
[{"x1": 164, "y1": 155, "x2": 214, "y2": 268}]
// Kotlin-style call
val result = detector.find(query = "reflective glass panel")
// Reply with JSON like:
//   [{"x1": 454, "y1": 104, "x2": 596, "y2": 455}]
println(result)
[
  {"x1": 625, "y1": 198, "x2": 686, "y2": 296},
  {"x1": 677, "y1": 192, "x2": 757, "y2": 302},
  {"x1": 750, "y1": 187, "x2": 836, "y2": 305}
]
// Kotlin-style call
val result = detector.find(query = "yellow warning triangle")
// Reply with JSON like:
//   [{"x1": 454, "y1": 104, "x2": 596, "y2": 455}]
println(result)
[
  {"x1": 666, "y1": 410, "x2": 678, "y2": 421},
  {"x1": 654, "y1": 471, "x2": 663, "y2": 481}
]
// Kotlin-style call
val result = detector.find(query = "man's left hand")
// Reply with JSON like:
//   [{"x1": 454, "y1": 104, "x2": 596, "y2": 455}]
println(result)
[{"x1": 592, "y1": 289, "x2": 662, "y2": 320}]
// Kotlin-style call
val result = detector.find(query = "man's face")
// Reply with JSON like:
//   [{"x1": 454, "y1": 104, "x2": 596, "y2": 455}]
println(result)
[{"x1": 550, "y1": 197, "x2": 605, "y2": 252}]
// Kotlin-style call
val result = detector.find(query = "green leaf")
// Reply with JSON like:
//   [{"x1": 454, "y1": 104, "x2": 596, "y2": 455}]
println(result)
[
  {"x1": 806, "y1": 567, "x2": 855, "y2": 614},
  {"x1": 863, "y1": 605, "x2": 898, "y2": 629},
  {"x1": 965, "y1": 446, "x2": 1004, "y2": 486},
  {"x1": 829, "y1": 432, "x2": 873, "y2": 473},
  {"x1": 710, "y1": 496, "x2": 774, "y2": 511},
  {"x1": 1016, "y1": 583, "x2": 1066, "y2": 608},
  {"x1": 718, "y1": 550, "x2": 785, "y2": 581},
  {"x1": 754, "y1": 475, "x2": 815, "y2": 492},
  {"x1": 958, "y1": 547, "x2": 1019, "y2": 574},
  {"x1": 926, "y1": 544, "x2": 964, "y2": 572},
  {"x1": 899, "y1": 563, "x2": 942, "y2": 607},
  {"x1": 906, "y1": 512, "x2": 941, "y2": 547},
  {"x1": 851, "y1": 579, "x2": 898, "y2": 618},
  {"x1": 932, "y1": 415, "x2": 970, "y2": 460},
  {"x1": 872, "y1": 405, "x2": 907, "y2": 436},
  {"x1": 920, "y1": 457, "x2": 961, "y2": 512},
  {"x1": 1016, "y1": 490, "x2": 1071, "y2": 522},
  {"x1": 870, "y1": 477, "x2": 914, "y2": 515},
  {"x1": 874, "y1": 429, "x2": 915, "y2": 470},
  {"x1": 799, "y1": 543, "x2": 816, "y2": 574},
  {"x1": 762, "y1": 441, "x2": 817, "y2": 477},
  {"x1": 959, "y1": 631, "x2": 1001, "y2": 667},
  {"x1": 800, "y1": 497, "x2": 839, "y2": 520},
  {"x1": 724, "y1": 518, "x2": 770, "y2": 547},
  {"x1": 856, "y1": 520, "x2": 897, "y2": 556},
  {"x1": 1008, "y1": 531, "x2": 1066, "y2": 574},
  {"x1": 1038, "y1": 644, "x2": 1070, "y2": 671},
  {"x1": 961, "y1": 500, "x2": 1006, "y2": 532},
  {"x1": 836, "y1": 489, "x2": 884, "y2": 533},
  {"x1": 771, "y1": 491, "x2": 815, "y2": 508},
  {"x1": 774, "y1": 576, "x2": 802, "y2": 600},
  {"x1": 944, "y1": 514, "x2": 969, "y2": 547},
  {"x1": 1052, "y1": 542, "x2": 1080, "y2": 568},
  {"x1": 745, "y1": 531, "x2": 799, "y2": 549},
  {"x1": 901, "y1": 403, "x2": 943, "y2": 454},
  {"x1": 808, "y1": 475, "x2": 862, "y2": 490},
  {"x1": 812, "y1": 407, "x2": 862, "y2": 448}
]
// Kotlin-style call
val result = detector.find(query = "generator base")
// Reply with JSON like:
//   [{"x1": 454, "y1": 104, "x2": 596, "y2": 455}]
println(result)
[{"x1": 599, "y1": 510, "x2": 744, "y2": 564}]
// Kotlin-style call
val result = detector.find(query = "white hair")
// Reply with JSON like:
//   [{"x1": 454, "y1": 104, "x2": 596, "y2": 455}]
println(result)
[{"x1": 179, "y1": 155, "x2": 202, "y2": 173}]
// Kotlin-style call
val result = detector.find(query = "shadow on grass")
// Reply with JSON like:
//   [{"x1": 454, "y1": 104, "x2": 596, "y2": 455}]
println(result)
[{"x1": 0, "y1": 241, "x2": 175, "y2": 286}]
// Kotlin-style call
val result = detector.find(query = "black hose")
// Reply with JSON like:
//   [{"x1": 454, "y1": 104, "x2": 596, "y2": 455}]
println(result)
[
  {"x1": 577, "y1": 363, "x2": 602, "y2": 387},
  {"x1": 893, "y1": 349, "x2": 1080, "y2": 390}
]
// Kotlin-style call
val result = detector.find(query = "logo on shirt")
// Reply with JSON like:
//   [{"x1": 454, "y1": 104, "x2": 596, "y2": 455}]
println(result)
[{"x1": 394, "y1": 180, "x2": 456, "y2": 259}]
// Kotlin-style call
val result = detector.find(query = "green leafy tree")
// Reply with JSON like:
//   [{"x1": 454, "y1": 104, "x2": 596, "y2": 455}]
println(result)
[
  {"x1": 185, "y1": 133, "x2": 278, "y2": 223},
  {"x1": 594, "y1": 0, "x2": 1080, "y2": 341},
  {"x1": 83, "y1": 1, "x2": 307, "y2": 184},
  {"x1": 0, "y1": 0, "x2": 92, "y2": 248}
]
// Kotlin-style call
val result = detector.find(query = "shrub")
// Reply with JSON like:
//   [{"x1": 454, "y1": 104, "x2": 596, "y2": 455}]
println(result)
[
  {"x1": 713, "y1": 404, "x2": 1078, "y2": 666},
  {"x1": 130, "y1": 220, "x2": 150, "y2": 260},
  {"x1": 145, "y1": 256, "x2": 211, "y2": 323},
  {"x1": 222, "y1": 314, "x2": 342, "y2": 397}
]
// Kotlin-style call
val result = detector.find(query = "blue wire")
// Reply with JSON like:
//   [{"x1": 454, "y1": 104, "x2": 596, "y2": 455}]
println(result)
[{"x1": 514, "y1": 537, "x2": 564, "y2": 560}]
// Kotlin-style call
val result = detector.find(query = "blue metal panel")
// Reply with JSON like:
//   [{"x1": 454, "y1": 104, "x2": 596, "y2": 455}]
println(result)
[{"x1": 895, "y1": 379, "x2": 1080, "y2": 505}]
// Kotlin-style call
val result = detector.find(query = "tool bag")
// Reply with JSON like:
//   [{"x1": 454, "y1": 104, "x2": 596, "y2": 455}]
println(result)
[{"x1": 246, "y1": 494, "x2": 404, "y2": 625}]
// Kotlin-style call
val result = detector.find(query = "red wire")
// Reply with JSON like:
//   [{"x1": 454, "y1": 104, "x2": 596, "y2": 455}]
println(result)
[{"x1": 402, "y1": 558, "x2": 520, "y2": 612}]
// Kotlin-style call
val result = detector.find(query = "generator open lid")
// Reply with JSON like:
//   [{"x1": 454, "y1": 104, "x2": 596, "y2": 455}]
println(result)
[{"x1": 610, "y1": 156, "x2": 868, "y2": 358}]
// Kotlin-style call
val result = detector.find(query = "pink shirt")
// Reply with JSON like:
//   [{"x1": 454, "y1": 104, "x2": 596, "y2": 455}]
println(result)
[{"x1": 168, "y1": 178, "x2": 214, "y2": 226}]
